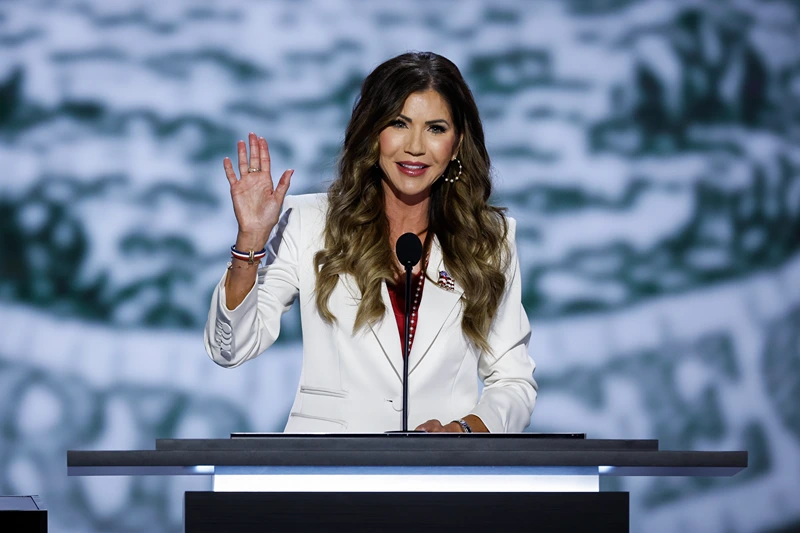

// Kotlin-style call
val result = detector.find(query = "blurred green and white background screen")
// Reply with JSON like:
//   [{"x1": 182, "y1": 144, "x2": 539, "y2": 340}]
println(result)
[{"x1": 1, "y1": 1, "x2": 799, "y2": 532}]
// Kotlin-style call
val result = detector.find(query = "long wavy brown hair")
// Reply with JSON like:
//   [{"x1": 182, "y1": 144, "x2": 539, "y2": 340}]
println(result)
[{"x1": 313, "y1": 52, "x2": 509, "y2": 354}]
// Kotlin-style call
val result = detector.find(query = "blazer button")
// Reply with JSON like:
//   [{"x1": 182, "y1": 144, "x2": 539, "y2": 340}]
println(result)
[
  {"x1": 219, "y1": 322, "x2": 232, "y2": 334},
  {"x1": 220, "y1": 349, "x2": 232, "y2": 360}
]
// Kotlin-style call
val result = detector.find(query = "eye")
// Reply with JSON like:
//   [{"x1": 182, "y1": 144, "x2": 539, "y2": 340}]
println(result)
[
  {"x1": 389, "y1": 119, "x2": 407, "y2": 128},
  {"x1": 429, "y1": 124, "x2": 447, "y2": 134}
]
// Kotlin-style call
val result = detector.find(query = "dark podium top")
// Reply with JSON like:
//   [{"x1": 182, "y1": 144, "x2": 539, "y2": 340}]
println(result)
[
  {"x1": 0, "y1": 496, "x2": 45, "y2": 511},
  {"x1": 67, "y1": 433, "x2": 747, "y2": 477}
]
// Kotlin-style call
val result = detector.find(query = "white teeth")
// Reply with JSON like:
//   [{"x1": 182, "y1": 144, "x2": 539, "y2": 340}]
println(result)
[{"x1": 399, "y1": 163, "x2": 426, "y2": 169}]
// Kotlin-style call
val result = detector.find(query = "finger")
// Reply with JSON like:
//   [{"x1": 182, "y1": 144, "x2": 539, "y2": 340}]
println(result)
[
  {"x1": 259, "y1": 137, "x2": 271, "y2": 176},
  {"x1": 274, "y1": 169, "x2": 294, "y2": 199},
  {"x1": 237, "y1": 140, "x2": 249, "y2": 177},
  {"x1": 249, "y1": 132, "x2": 260, "y2": 171},
  {"x1": 223, "y1": 157, "x2": 237, "y2": 186}
]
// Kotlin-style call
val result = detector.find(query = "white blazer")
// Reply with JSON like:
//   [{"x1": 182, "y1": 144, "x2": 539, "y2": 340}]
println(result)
[{"x1": 204, "y1": 194, "x2": 537, "y2": 433}]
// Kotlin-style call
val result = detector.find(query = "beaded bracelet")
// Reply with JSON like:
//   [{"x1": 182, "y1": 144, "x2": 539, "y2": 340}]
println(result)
[{"x1": 230, "y1": 245, "x2": 267, "y2": 264}]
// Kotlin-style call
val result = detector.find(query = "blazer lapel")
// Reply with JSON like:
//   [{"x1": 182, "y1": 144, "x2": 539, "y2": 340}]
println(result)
[
  {"x1": 370, "y1": 281, "x2": 405, "y2": 381},
  {"x1": 408, "y1": 236, "x2": 463, "y2": 375},
  {"x1": 337, "y1": 236, "x2": 464, "y2": 382},
  {"x1": 339, "y1": 273, "x2": 404, "y2": 382}
]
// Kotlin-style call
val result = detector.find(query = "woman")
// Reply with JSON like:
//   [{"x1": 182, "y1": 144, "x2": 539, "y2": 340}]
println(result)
[{"x1": 204, "y1": 52, "x2": 537, "y2": 433}]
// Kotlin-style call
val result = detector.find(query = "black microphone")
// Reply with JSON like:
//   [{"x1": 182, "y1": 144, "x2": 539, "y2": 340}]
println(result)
[
  {"x1": 395, "y1": 232, "x2": 422, "y2": 432},
  {"x1": 396, "y1": 232, "x2": 423, "y2": 267}
]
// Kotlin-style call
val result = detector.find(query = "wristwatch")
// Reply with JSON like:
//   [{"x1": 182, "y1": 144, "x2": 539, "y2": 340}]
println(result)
[{"x1": 456, "y1": 418, "x2": 473, "y2": 433}]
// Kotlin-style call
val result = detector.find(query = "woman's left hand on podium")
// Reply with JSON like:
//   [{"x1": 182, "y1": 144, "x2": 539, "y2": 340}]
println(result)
[{"x1": 414, "y1": 419, "x2": 464, "y2": 433}]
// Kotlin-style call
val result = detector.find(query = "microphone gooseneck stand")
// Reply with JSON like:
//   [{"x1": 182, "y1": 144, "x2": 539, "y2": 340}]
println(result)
[{"x1": 395, "y1": 232, "x2": 423, "y2": 432}]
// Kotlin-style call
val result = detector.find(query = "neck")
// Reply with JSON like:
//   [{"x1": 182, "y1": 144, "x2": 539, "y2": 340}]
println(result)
[{"x1": 382, "y1": 183, "x2": 430, "y2": 237}]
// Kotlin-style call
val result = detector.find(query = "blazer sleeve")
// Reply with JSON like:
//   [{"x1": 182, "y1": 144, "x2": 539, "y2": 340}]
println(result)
[
  {"x1": 203, "y1": 196, "x2": 303, "y2": 368},
  {"x1": 468, "y1": 218, "x2": 538, "y2": 433}
]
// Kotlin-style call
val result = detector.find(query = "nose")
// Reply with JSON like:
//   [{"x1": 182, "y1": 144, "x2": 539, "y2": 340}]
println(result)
[{"x1": 404, "y1": 128, "x2": 425, "y2": 157}]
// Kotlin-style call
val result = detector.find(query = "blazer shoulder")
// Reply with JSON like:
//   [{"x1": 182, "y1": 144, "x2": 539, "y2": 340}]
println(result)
[
  {"x1": 506, "y1": 215, "x2": 517, "y2": 234},
  {"x1": 284, "y1": 193, "x2": 327, "y2": 212},
  {"x1": 282, "y1": 193, "x2": 328, "y2": 227},
  {"x1": 501, "y1": 214, "x2": 518, "y2": 245}
]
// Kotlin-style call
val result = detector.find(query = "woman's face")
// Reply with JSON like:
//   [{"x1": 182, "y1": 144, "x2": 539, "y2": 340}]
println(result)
[{"x1": 378, "y1": 89, "x2": 461, "y2": 204}]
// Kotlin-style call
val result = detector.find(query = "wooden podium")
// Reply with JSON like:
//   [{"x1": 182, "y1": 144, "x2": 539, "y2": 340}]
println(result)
[{"x1": 67, "y1": 433, "x2": 747, "y2": 532}]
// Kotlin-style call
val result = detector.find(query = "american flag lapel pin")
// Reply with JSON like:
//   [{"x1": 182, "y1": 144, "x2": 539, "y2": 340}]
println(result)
[{"x1": 438, "y1": 270, "x2": 455, "y2": 291}]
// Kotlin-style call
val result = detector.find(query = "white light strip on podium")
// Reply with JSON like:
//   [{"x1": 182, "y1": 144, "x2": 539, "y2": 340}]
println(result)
[{"x1": 213, "y1": 466, "x2": 599, "y2": 492}]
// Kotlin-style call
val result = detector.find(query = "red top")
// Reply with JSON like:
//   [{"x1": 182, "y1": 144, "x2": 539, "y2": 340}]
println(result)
[{"x1": 387, "y1": 272, "x2": 424, "y2": 356}]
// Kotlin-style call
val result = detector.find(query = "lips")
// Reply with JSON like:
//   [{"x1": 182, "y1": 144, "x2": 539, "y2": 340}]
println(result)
[{"x1": 396, "y1": 161, "x2": 429, "y2": 177}]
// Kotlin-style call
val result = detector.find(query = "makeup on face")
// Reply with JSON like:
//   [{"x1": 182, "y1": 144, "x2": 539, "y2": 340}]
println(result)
[{"x1": 378, "y1": 90, "x2": 460, "y2": 203}]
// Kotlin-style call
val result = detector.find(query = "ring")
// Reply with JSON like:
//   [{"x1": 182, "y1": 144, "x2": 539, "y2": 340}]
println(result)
[{"x1": 248, "y1": 167, "x2": 260, "y2": 173}]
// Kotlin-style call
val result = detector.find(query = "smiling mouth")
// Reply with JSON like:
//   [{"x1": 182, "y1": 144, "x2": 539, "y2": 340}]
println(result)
[{"x1": 396, "y1": 162, "x2": 430, "y2": 177}]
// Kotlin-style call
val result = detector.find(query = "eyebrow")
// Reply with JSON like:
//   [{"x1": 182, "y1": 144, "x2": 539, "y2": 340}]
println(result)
[{"x1": 398, "y1": 114, "x2": 451, "y2": 127}]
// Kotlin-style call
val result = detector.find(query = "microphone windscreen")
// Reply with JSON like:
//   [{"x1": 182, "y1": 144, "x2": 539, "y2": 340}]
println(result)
[{"x1": 395, "y1": 233, "x2": 423, "y2": 267}]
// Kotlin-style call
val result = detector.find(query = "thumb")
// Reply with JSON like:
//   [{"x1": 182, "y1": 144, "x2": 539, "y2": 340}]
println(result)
[{"x1": 275, "y1": 169, "x2": 294, "y2": 198}]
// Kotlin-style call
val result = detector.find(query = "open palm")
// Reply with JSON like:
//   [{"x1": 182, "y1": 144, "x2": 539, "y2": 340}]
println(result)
[{"x1": 223, "y1": 132, "x2": 293, "y2": 250}]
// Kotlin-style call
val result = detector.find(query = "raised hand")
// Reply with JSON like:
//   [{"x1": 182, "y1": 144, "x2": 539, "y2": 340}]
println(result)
[{"x1": 223, "y1": 132, "x2": 294, "y2": 251}]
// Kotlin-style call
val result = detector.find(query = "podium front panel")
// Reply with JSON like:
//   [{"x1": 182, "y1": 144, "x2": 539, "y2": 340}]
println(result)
[{"x1": 185, "y1": 491, "x2": 629, "y2": 533}]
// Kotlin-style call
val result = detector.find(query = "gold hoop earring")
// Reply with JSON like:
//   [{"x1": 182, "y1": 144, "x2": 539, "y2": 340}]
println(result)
[{"x1": 445, "y1": 158, "x2": 462, "y2": 183}]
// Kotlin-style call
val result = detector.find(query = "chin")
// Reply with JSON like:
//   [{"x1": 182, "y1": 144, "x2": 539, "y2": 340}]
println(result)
[{"x1": 391, "y1": 180, "x2": 433, "y2": 202}]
